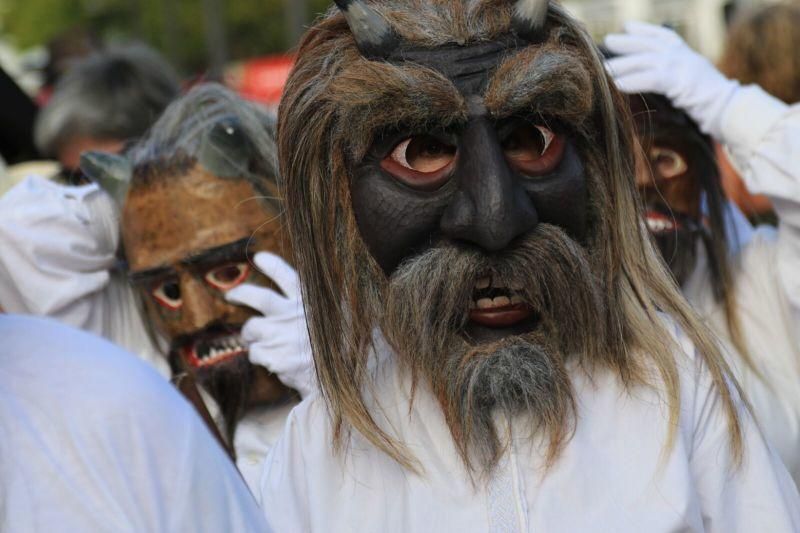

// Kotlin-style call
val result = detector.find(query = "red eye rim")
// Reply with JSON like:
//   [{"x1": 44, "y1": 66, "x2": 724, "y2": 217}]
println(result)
[
  {"x1": 504, "y1": 126, "x2": 566, "y2": 177},
  {"x1": 379, "y1": 136, "x2": 456, "y2": 192},
  {"x1": 204, "y1": 262, "x2": 251, "y2": 291},
  {"x1": 151, "y1": 282, "x2": 182, "y2": 311}
]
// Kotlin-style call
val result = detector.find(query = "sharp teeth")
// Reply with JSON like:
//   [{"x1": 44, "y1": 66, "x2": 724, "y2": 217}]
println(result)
[
  {"x1": 477, "y1": 298, "x2": 494, "y2": 309},
  {"x1": 475, "y1": 277, "x2": 490, "y2": 289},
  {"x1": 493, "y1": 296, "x2": 511, "y2": 306},
  {"x1": 510, "y1": 295, "x2": 523, "y2": 304}
]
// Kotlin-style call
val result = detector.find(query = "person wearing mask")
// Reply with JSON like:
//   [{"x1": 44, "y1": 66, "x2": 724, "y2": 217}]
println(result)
[
  {"x1": 256, "y1": 1, "x2": 800, "y2": 530},
  {"x1": 0, "y1": 84, "x2": 312, "y2": 492},
  {"x1": 606, "y1": 20, "x2": 800, "y2": 483},
  {"x1": 0, "y1": 44, "x2": 182, "y2": 373}
]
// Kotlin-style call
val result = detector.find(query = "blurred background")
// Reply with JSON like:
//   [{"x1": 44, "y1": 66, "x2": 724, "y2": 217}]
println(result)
[
  {"x1": 0, "y1": 0, "x2": 794, "y2": 213},
  {"x1": 0, "y1": 0, "x2": 789, "y2": 159},
  {"x1": 0, "y1": 0, "x2": 787, "y2": 107}
]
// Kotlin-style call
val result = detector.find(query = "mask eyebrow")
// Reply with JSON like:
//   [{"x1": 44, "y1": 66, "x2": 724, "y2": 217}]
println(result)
[
  {"x1": 484, "y1": 45, "x2": 594, "y2": 126},
  {"x1": 181, "y1": 237, "x2": 251, "y2": 268},
  {"x1": 330, "y1": 60, "x2": 467, "y2": 159},
  {"x1": 128, "y1": 265, "x2": 177, "y2": 286}
]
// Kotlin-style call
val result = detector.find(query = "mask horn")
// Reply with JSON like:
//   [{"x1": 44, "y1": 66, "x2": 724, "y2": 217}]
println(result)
[
  {"x1": 197, "y1": 116, "x2": 254, "y2": 179},
  {"x1": 334, "y1": 0, "x2": 398, "y2": 59},
  {"x1": 79, "y1": 151, "x2": 133, "y2": 206},
  {"x1": 511, "y1": 0, "x2": 549, "y2": 41}
]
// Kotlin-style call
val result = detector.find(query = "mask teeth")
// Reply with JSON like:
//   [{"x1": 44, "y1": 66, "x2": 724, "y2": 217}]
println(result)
[
  {"x1": 191, "y1": 333, "x2": 246, "y2": 367},
  {"x1": 471, "y1": 279, "x2": 525, "y2": 310}
]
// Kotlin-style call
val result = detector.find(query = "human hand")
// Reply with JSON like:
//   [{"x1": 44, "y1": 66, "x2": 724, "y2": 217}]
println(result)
[
  {"x1": 604, "y1": 21, "x2": 739, "y2": 139},
  {"x1": 225, "y1": 252, "x2": 315, "y2": 399}
]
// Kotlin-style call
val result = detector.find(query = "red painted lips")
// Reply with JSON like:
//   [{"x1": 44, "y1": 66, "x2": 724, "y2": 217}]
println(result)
[{"x1": 469, "y1": 303, "x2": 533, "y2": 328}]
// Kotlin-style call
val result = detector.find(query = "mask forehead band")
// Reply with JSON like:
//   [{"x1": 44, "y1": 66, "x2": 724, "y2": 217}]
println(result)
[
  {"x1": 387, "y1": 36, "x2": 526, "y2": 95},
  {"x1": 333, "y1": 1, "x2": 549, "y2": 60}
]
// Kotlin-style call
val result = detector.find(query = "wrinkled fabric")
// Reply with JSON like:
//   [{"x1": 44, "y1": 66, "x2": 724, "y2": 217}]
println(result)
[
  {"x1": 683, "y1": 88, "x2": 800, "y2": 484},
  {"x1": 259, "y1": 329, "x2": 800, "y2": 533},
  {"x1": 0, "y1": 315, "x2": 270, "y2": 533},
  {"x1": 0, "y1": 176, "x2": 168, "y2": 376}
]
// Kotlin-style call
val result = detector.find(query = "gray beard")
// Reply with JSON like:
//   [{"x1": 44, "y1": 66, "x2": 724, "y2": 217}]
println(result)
[{"x1": 380, "y1": 224, "x2": 606, "y2": 473}]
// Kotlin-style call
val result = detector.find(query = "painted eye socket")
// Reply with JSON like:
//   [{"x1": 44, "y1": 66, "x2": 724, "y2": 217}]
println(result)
[
  {"x1": 380, "y1": 135, "x2": 456, "y2": 191},
  {"x1": 152, "y1": 280, "x2": 182, "y2": 311},
  {"x1": 503, "y1": 123, "x2": 565, "y2": 176},
  {"x1": 204, "y1": 262, "x2": 251, "y2": 291},
  {"x1": 649, "y1": 147, "x2": 687, "y2": 179}
]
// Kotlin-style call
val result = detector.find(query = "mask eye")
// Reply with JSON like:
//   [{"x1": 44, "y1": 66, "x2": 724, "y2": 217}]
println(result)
[
  {"x1": 503, "y1": 122, "x2": 565, "y2": 176},
  {"x1": 152, "y1": 280, "x2": 182, "y2": 310},
  {"x1": 380, "y1": 135, "x2": 456, "y2": 191},
  {"x1": 649, "y1": 147, "x2": 687, "y2": 179},
  {"x1": 204, "y1": 262, "x2": 251, "y2": 291}
]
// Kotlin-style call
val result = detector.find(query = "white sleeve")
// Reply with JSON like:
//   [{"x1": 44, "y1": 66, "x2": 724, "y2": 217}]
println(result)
[
  {"x1": 688, "y1": 354, "x2": 800, "y2": 532},
  {"x1": 0, "y1": 175, "x2": 119, "y2": 328},
  {"x1": 718, "y1": 86, "x2": 800, "y2": 315},
  {"x1": 720, "y1": 86, "x2": 800, "y2": 217}
]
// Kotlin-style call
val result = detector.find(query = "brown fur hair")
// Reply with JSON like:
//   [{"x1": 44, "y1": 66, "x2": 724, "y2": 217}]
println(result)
[
  {"x1": 278, "y1": 1, "x2": 743, "y2": 472},
  {"x1": 719, "y1": 2, "x2": 800, "y2": 105}
]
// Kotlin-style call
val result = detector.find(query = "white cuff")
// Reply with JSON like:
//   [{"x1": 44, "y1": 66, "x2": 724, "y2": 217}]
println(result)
[{"x1": 720, "y1": 85, "x2": 788, "y2": 152}]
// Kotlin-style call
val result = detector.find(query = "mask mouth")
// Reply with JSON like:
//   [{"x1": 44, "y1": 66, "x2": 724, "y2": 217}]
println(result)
[
  {"x1": 468, "y1": 275, "x2": 534, "y2": 329},
  {"x1": 644, "y1": 209, "x2": 681, "y2": 235},
  {"x1": 180, "y1": 328, "x2": 247, "y2": 369}
]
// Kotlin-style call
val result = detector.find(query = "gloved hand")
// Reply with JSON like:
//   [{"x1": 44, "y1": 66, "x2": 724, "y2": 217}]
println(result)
[
  {"x1": 225, "y1": 251, "x2": 316, "y2": 399},
  {"x1": 604, "y1": 21, "x2": 740, "y2": 140}
]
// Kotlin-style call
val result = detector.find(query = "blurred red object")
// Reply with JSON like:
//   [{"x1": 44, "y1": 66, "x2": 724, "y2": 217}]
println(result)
[{"x1": 226, "y1": 55, "x2": 294, "y2": 110}]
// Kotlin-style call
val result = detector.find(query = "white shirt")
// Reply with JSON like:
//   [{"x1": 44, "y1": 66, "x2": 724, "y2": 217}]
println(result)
[
  {"x1": 235, "y1": 402, "x2": 299, "y2": 493},
  {"x1": 683, "y1": 87, "x2": 800, "y2": 483},
  {"x1": 0, "y1": 315, "x2": 269, "y2": 533},
  {"x1": 0, "y1": 176, "x2": 168, "y2": 376},
  {"x1": 259, "y1": 330, "x2": 800, "y2": 532}
]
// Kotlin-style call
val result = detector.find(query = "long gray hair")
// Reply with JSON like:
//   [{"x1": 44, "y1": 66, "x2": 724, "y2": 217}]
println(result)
[{"x1": 127, "y1": 82, "x2": 280, "y2": 208}]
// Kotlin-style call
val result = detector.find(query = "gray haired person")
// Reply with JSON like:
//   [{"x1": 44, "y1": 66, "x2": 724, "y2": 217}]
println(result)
[{"x1": 34, "y1": 44, "x2": 180, "y2": 178}]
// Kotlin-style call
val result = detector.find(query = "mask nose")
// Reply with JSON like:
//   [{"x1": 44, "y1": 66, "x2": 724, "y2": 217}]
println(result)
[
  {"x1": 440, "y1": 115, "x2": 538, "y2": 252},
  {"x1": 179, "y1": 273, "x2": 218, "y2": 331}
]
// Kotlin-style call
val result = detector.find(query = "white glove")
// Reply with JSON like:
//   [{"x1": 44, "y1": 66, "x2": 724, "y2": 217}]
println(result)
[
  {"x1": 604, "y1": 21, "x2": 739, "y2": 140},
  {"x1": 225, "y1": 252, "x2": 316, "y2": 399}
]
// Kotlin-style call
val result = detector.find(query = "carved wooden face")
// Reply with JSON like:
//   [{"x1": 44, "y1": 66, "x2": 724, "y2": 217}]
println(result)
[{"x1": 122, "y1": 164, "x2": 291, "y2": 406}]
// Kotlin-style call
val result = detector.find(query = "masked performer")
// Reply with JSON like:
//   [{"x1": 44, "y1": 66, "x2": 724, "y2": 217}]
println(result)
[
  {"x1": 605, "y1": 21, "x2": 800, "y2": 483},
  {"x1": 0, "y1": 46, "x2": 180, "y2": 374},
  {"x1": 0, "y1": 85, "x2": 312, "y2": 492},
  {"x1": 255, "y1": 2, "x2": 800, "y2": 531},
  {"x1": 1, "y1": 315, "x2": 267, "y2": 532}
]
